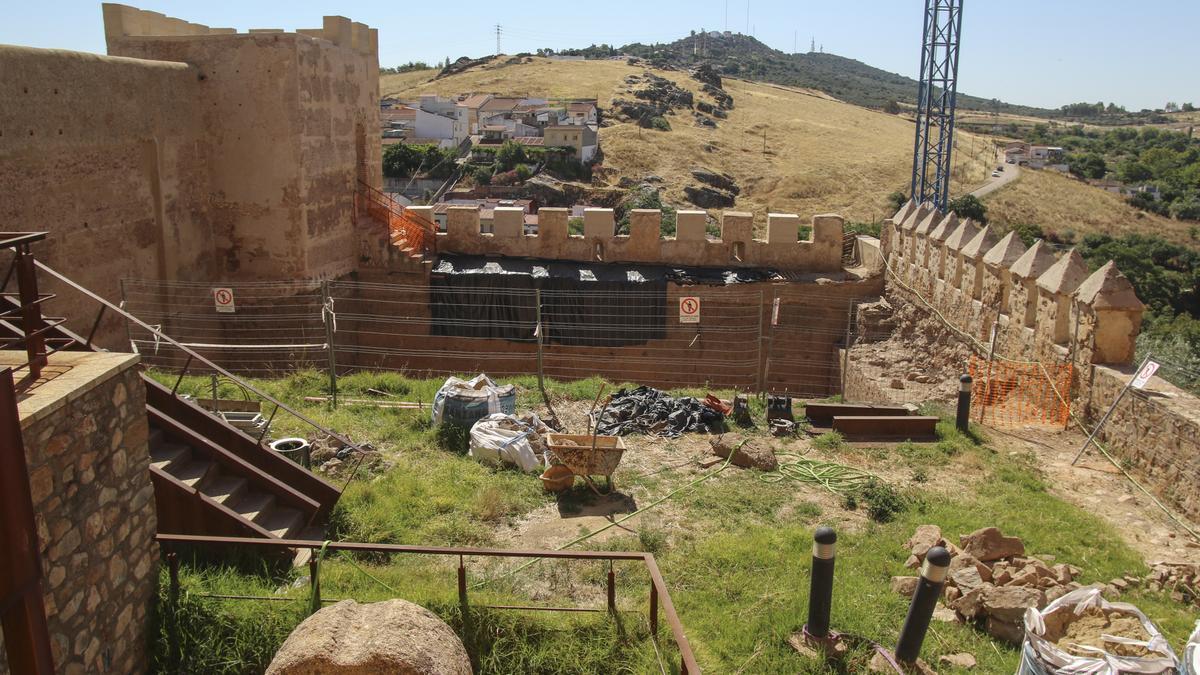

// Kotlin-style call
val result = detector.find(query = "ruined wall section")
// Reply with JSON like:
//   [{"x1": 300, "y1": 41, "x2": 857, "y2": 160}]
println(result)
[
  {"x1": 0, "y1": 46, "x2": 213, "y2": 348},
  {"x1": 425, "y1": 206, "x2": 845, "y2": 272},
  {"x1": 0, "y1": 352, "x2": 156, "y2": 673}
]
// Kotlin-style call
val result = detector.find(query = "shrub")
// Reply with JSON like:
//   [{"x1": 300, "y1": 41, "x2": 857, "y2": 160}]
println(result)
[
  {"x1": 858, "y1": 479, "x2": 907, "y2": 523},
  {"x1": 473, "y1": 165, "x2": 494, "y2": 185},
  {"x1": 514, "y1": 164, "x2": 533, "y2": 182},
  {"x1": 947, "y1": 194, "x2": 987, "y2": 224},
  {"x1": 650, "y1": 116, "x2": 671, "y2": 131},
  {"x1": 812, "y1": 431, "x2": 844, "y2": 451}
]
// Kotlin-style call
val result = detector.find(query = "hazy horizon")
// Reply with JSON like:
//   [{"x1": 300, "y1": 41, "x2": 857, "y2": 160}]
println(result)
[{"x1": 2, "y1": 1, "x2": 1197, "y2": 111}]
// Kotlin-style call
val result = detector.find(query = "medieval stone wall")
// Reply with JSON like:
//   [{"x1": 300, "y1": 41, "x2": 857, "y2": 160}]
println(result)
[
  {"x1": 0, "y1": 351, "x2": 155, "y2": 674},
  {"x1": 411, "y1": 206, "x2": 845, "y2": 272},
  {"x1": 0, "y1": 5, "x2": 381, "y2": 347}
]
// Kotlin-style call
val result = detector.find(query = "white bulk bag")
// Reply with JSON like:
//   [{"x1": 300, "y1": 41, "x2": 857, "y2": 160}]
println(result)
[
  {"x1": 1020, "y1": 587, "x2": 1178, "y2": 675},
  {"x1": 468, "y1": 413, "x2": 545, "y2": 473}
]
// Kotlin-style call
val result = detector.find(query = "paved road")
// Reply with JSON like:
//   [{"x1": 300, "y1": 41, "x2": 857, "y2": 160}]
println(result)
[{"x1": 970, "y1": 152, "x2": 1020, "y2": 199}]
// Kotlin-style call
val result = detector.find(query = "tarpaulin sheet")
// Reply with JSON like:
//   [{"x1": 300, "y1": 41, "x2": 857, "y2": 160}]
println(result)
[{"x1": 430, "y1": 255, "x2": 667, "y2": 346}]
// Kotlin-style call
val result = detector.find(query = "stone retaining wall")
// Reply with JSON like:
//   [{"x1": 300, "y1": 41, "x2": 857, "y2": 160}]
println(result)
[{"x1": 0, "y1": 351, "x2": 156, "y2": 674}]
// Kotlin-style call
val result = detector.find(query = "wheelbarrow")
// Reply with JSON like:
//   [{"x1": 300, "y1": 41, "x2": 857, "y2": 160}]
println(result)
[{"x1": 544, "y1": 433, "x2": 626, "y2": 495}]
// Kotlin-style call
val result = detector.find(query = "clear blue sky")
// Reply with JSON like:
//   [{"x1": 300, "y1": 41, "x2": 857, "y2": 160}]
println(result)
[{"x1": 3, "y1": 1, "x2": 1197, "y2": 111}]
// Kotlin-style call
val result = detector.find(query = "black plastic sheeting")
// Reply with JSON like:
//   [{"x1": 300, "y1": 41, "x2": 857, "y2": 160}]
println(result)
[
  {"x1": 594, "y1": 386, "x2": 726, "y2": 437},
  {"x1": 429, "y1": 255, "x2": 782, "y2": 346}
]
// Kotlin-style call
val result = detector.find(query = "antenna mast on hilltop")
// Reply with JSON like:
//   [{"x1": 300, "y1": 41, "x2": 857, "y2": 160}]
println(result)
[
  {"x1": 910, "y1": 0, "x2": 964, "y2": 209},
  {"x1": 495, "y1": 24, "x2": 502, "y2": 55}
]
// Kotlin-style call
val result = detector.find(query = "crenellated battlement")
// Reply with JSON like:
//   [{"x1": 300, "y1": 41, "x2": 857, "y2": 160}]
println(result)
[
  {"x1": 883, "y1": 200, "x2": 1144, "y2": 366},
  {"x1": 419, "y1": 206, "x2": 846, "y2": 272},
  {"x1": 101, "y1": 3, "x2": 378, "y2": 56}
]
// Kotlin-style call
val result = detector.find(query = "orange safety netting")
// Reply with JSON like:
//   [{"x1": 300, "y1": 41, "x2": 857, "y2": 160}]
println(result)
[{"x1": 968, "y1": 355, "x2": 1072, "y2": 428}]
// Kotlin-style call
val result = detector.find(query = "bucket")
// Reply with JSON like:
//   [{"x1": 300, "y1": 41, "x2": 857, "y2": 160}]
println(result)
[
  {"x1": 437, "y1": 385, "x2": 516, "y2": 427},
  {"x1": 270, "y1": 437, "x2": 311, "y2": 469}
]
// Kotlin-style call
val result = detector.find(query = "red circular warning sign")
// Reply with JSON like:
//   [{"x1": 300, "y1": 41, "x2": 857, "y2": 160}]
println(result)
[
  {"x1": 214, "y1": 289, "x2": 233, "y2": 305},
  {"x1": 681, "y1": 298, "x2": 699, "y2": 314}
]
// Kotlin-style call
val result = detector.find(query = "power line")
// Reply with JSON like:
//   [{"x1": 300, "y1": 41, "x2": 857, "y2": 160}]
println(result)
[{"x1": 495, "y1": 24, "x2": 502, "y2": 56}]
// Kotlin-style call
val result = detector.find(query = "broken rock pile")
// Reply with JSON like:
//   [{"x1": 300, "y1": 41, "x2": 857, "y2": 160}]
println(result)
[
  {"x1": 892, "y1": 525, "x2": 1084, "y2": 643},
  {"x1": 1145, "y1": 561, "x2": 1200, "y2": 605}
]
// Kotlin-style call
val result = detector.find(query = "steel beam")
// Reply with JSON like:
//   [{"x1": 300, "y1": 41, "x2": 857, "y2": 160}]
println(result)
[{"x1": 910, "y1": 0, "x2": 965, "y2": 209}]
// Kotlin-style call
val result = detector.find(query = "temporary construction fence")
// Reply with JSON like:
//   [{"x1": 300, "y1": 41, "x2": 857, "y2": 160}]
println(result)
[
  {"x1": 968, "y1": 354, "x2": 1073, "y2": 428},
  {"x1": 119, "y1": 278, "x2": 870, "y2": 397}
]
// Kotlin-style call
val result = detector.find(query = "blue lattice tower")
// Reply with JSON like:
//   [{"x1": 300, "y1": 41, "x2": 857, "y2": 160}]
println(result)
[{"x1": 910, "y1": 0, "x2": 964, "y2": 209}]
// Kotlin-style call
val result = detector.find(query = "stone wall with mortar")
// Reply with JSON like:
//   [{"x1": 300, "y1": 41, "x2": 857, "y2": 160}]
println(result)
[
  {"x1": 879, "y1": 200, "x2": 1200, "y2": 525},
  {"x1": 1, "y1": 5, "x2": 380, "y2": 347},
  {"x1": 881, "y1": 200, "x2": 1144, "y2": 371},
  {"x1": 0, "y1": 351, "x2": 155, "y2": 674},
  {"x1": 422, "y1": 206, "x2": 845, "y2": 272}
]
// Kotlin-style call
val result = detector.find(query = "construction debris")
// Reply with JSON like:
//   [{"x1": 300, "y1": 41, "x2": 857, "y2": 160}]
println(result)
[
  {"x1": 709, "y1": 436, "x2": 777, "y2": 471},
  {"x1": 1145, "y1": 562, "x2": 1200, "y2": 605},
  {"x1": 593, "y1": 386, "x2": 725, "y2": 437},
  {"x1": 899, "y1": 525, "x2": 1085, "y2": 644}
]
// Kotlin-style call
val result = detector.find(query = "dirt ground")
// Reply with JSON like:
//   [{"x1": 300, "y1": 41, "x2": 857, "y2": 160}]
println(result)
[{"x1": 987, "y1": 425, "x2": 1200, "y2": 566}]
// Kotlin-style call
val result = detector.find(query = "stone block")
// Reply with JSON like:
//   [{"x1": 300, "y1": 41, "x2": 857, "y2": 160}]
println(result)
[
  {"x1": 720, "y1": 211, "x2": 753, "y2": 243},
  {"x1": 492, "y1": 207, "x2": 523, "y2": 238},
  {"x1": 628, "y1": 209, "x2": 662, "y2": 248},
  {"x1": 812, "y1": 213, "x2": 844, "y2": 245},
  {"x1": 583, "y1": 208, "x2": 614, "y2": 239},
  {"x1": 675, "y1": 210, "x2": 707, "y2": 241},
  {"x1": 537, "y1": 208, "x2": 568, "y2": 239},
  {"x1": 766, "y1": 213, "x2": 800, "y2": 244},
  {"x1": 445, "y1": 206, "x2": 480, "y2": 240}
]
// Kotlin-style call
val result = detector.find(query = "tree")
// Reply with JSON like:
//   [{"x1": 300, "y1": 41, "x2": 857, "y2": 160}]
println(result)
[
  {"x1": 514, "y1": 164, "x2": 533, "y2": 182},
  {"x1": 1184, "y1": 103, "x2": 1197, "y2": 113},
  {"x1": 1068, "y1": 152, "x2": 1107, "y2": 180},
  {"x1": 1116, "y1": 160, "x2": 1153, "y2": 184},
  {"x1": 495, "y1": 141, "x2": 527, "y2": 171},
  {"x1": 1165, "y1": 102, "x2": 1180, "y2": 113},
  {"x1": 947, "y1": 194, "x2": 987, "y2": 224}
]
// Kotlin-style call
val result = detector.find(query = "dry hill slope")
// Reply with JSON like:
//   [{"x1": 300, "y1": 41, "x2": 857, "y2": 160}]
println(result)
[
  {"x1": 381, "y1": 57, "x2": 993, "y2": 223},
  {"x1": 983, "y1": 168, "x2": 1195, "y2": 246}
]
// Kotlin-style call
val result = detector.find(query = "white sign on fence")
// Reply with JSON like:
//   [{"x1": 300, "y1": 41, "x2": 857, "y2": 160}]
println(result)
[
  {"x1": 679, "y1": 296, "x2": 700, "y2": 324},
  {"x1": 771, "y1": 297, "x2": 781, "y2": 326},
  {"x1": 212, "y1": 287, "x2": 236, "y2": 314},
  {"x1": 1131, "y1": 360, "x2": 1160, "y2": 389}
]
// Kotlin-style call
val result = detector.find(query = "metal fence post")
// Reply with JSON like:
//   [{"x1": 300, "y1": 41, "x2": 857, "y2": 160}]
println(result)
[
  {"x1": 649, "y1": 583, "x2": 659, "y2": 637},
  {"x1": 322, "y1": 280, "x2": 338, "y2": 408}
]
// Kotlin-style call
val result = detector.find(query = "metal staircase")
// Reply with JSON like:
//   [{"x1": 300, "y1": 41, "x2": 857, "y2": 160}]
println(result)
[{"x1": 356, "y1": 179, "x2": 438, "y2": 267}]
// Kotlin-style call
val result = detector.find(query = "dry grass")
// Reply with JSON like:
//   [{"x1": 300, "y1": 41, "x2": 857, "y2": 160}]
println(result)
[
  {"x1": 983, "y1": 168, "x2": 1195, "y2": 245},
  {"x1": 380, "y1": 56, "x2": 994, "y2": 224}
]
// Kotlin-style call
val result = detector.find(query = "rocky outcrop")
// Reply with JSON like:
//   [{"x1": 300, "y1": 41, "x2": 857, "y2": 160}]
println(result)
[
  {"x1": 690, "y1": 63, "x2": 722, "y2": 88},
  {"x1": 684, "y1": 185, "x2": 736, "y2": 208},
  {"x1": 702, "y1": 83, "x2": 734, "y2": 110},
  {"x1": 690, "y1": 168, "x2": 740, "y2": 195},
  {"x1": 265, "y1": 599, "x2": 471, "y2": 675}
]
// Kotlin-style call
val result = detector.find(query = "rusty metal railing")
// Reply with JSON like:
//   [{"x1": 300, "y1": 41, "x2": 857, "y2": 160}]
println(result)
[
  {"x1": 157, "y1": 533, "x2": 700, "y2": 673},
  {"x1": 0, "y1": 367, "x2": 55, "y2": 673},
  {"x1": 356, "y1": 180, "x2": 438, "y2": 256},
  {"x1": 0, "y1": 232, "x2": 78, "y2": 386}
]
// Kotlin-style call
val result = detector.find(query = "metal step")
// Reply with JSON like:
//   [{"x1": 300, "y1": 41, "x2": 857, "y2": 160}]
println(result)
[
  {"x1": 174, "y1": 460, "x2": 215, "y2": 488},
  {"x1": 202, "y1": 475, "x2": 248, "y2": 506},
  {"x1": 149, "y1": 442, "x2": 191, "y2": 473},
  {"x1": 260, "y1": 507, "x2": 305, "y2": 539},
  {"x1": 231, "y1": 491, "x2": 276, "y2": 524}
]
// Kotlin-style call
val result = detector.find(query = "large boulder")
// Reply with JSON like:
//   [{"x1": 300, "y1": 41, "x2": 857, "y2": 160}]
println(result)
[
  {"x1": 710, "y1": 437, "x2": 777, "y2": 471},
  {"x1": 683, "y1": 185, "x2": 736, "y2": 208},
  {"x1": 690, "y1": 167, "x2": 740, "y2": 194},
  {"x1": 265, "y1": 599, "x2": 472, "y2": 675},
  {"x1": 959, "y1": 526, "x2": 1024, "y2": 562}
]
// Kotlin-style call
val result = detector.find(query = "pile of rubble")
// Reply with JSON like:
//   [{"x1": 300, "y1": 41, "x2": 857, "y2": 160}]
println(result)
[
  {"x1": 892, "y1": 525, "x2": 1086, "y2": 643},
  {"x1": 1145, "y1": 561, "x2": 1200, "y2": 605},
  {"x1": 593, "y1": 386, "x2": 725, "y2": 438}
]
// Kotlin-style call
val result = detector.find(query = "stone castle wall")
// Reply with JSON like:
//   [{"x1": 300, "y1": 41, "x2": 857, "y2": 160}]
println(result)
[
  {"x1": 388, "y1": 206, "x2": 846, "y2": 272},
  {"x1": 0, "y1": 352, "x2": 155, "y2": 674},
  {"x1": 0, "y1": 5, "x2": 381, "y2": 348}
]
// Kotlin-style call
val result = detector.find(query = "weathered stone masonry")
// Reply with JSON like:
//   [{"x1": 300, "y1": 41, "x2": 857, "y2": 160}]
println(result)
[{"x1": 0, "y1": 352, "x2": 156, "y2": 674}]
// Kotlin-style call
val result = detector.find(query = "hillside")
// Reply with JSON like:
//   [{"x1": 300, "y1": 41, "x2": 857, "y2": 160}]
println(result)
[
  {"x1": 618, "y1": 33, "x2": 1051, "y2": 116},
  {"x1": 380, "y1": 57, "x2": 995, "y2": 224},
  {"x1": 983, "y1": 168, "x2": 1195, "y2": 246}
]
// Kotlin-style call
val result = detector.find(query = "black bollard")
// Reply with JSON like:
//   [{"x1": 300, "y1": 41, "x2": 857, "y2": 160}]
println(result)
[
  {"x1": 895, "y1": 546, "x2": 951, "y2": 664},
  {"x1": 805, "y1": 527, "x2": 837, "y2": 639},
  {"x1": 956, "y1": 375, "x2": 972, "y2": 433}
]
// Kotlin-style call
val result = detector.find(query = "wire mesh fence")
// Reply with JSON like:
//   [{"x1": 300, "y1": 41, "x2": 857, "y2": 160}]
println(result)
[{"x1": 118, "y1": 278, "x2": 868, "y2": 397}]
